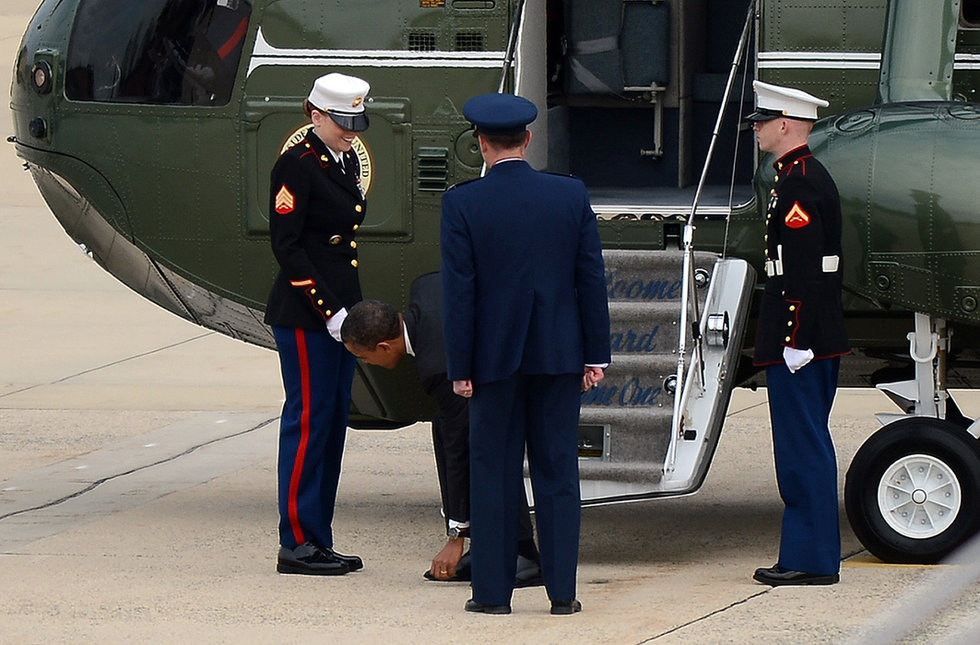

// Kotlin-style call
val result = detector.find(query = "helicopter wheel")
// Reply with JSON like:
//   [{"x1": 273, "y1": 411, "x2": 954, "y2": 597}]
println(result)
[{"x1": 844, "y1": 417, "x2": 980, "y2": 564}]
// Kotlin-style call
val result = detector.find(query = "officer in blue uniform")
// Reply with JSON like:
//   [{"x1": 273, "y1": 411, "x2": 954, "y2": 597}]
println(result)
[
  {"x1": 440, "y1": 93, "x2": 611, "y2": 614},
  {"x1": 747, "y1": 81, "x2": 851, "y2": 586},
  {"x1": 265, "y1": 72, "x2": 370, "y2": 575}
]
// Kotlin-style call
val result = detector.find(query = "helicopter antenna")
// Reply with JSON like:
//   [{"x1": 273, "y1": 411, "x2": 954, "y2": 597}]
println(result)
[{"x1": 667, "y1": 0, "x2": 756, "y2": 476}]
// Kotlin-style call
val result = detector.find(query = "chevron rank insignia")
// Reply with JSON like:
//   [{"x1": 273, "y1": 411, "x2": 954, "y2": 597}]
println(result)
[
  {"x1": 275, "y1": 185, "x2": 295, "y2": 214},
  {"x1": 785, "y1": 202, "x2": 810, "y2": 229}
]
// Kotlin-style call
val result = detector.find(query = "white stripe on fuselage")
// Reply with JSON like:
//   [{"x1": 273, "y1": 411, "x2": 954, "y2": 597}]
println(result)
[{"x1": 247, "y1": 28, "x2": 506, "y2": 75}]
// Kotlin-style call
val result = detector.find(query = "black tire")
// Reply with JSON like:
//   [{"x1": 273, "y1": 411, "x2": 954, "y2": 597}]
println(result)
[{"x1": 844, "y1": 417, "x2": 980, "y2": 564}]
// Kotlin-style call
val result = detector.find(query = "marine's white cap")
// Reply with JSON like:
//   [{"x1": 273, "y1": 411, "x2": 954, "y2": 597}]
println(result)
[
  {"x1": 307, "y1": 73, "x2": 371, "y2": 132},
  {"x1": 746, "y1": 80, "x2": 829, "y2": 122}
]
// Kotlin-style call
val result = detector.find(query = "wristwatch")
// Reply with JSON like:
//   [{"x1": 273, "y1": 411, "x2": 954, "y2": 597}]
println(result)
[{"x1": 448, "y1": 526, "x2": 463, "y2": 539}]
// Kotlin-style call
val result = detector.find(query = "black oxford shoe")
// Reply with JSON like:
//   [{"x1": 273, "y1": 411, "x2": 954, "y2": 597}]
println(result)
[
  {"x1": 324, "y1": 546, "x2": 363, "y2": 571},
  {"x1": 277, "y1": 542, "x2": 349, "y2": 576},
  {"x1": 514, "y1": 555, "x2": 543, "y2": 588},
  {"x1": 550, "y1": 599, "x2": 582, "y2": 615},
  {"x1": 464, "y1": 599, "x2": 511, "y2": 615},
  {"x1": 753, "y1": 564, "x2": 839, "y2": 586}
]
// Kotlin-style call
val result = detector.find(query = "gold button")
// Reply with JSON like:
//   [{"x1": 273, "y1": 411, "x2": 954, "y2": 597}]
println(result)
[
  {"x1": 321, "y1": 155, "x2": 329, "y2": 162},
  {"x1": 789, "y1": 305, "x2": 796, "y2": 311},
  {"x1": 329, "y1": 235, "x2": 342, "y2": 245},
  {"x1": 787, "y1": 321, "x2": 793, "y2": 327},
  {"x1": 351, "y1": 259, "x2": 358, "y2": 268},
  {"x1": 325, "y1": 310, "x2": 332, "y2": 317},
  {"x1": 310, "y1": 288, "x2": 316, "y2": 295},
  {"x1": 305, "y1": 143, "x2": 310, "y2": 148},
  {"x1": 355, "y1": 205, "x2": 363, "y2": 213},
  {"x1": 764, "y1": 235, "x2": 768, "y2": 241},
  {"x1": 350, "y1": 241, "x2": 357, "y2": 249},
  {"x1": 785, "y1": 336, "x2": 792, "y2": 342},
  {"x1": 353, "y1": 224, "x2": 359, "y2": 231},
  {"x1": 317, "y1": 300, "x2": 324, "y2": 306}
]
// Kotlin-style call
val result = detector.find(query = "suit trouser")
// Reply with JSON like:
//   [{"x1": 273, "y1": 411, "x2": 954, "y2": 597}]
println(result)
[
  {"x1": 766, "y1": 357, "x2": 841, "y2": 575},
  {"x1": 426, "y1": 375, "x2": 535, "y2": 543},
  {"x1": 273, "y1": 326, "x2": 356, "y2": 550},
  {"x1": 469, "y1": 372, "x2": 581, "y2": 605}
]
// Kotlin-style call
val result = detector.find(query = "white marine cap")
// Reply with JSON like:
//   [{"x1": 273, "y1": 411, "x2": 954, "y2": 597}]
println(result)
[
  {"x1": 307, "y1": 73, "x2": 371, "y2": 132},
  {"x1": 746, "y1": 80, "x2": 829, "y2": 122}
]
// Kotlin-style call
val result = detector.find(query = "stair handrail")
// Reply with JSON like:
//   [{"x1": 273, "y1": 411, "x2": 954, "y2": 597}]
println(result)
[{"x1": 667, "y1": 0, "x2": 756, "y2": 476}]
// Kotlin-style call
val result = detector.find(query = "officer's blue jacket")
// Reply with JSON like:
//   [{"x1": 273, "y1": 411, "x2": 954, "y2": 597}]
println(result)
[{"x1": 440, "y1": 159, "x2": 610, "y2": 385}]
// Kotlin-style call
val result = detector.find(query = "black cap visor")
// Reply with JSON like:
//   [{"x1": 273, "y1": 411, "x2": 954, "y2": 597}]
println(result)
[
  {"x1": 328, "y1": 110, "x2": 370, "y2": 132},
  {"x1": 745, "y1": 107, "x2": 782, "y2": 122}
]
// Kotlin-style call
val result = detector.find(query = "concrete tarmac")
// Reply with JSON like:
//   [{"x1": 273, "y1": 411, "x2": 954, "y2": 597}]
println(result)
[{"x1": 3, "y1": 2, "x2": 980, "y2": 643}]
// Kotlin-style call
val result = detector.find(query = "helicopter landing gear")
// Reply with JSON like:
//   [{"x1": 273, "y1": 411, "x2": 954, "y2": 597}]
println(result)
[
  {"x1": 845, "y1": 417, "x2": 980, "y2": 563},
  {"x1": 845, "y1": 313, "x2": 980, "y2": 563}
]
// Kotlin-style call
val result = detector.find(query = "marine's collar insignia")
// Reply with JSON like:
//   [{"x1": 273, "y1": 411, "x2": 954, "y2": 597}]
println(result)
[
  {"x1": 275, "y1": 185, "x2": 295, "y2": 214},
  {"x1": 785, "y1": 202, "x2": 810, "y2": 229}
]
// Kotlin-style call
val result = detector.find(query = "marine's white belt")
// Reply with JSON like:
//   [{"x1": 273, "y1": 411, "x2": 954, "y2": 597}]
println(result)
[{"x1": 765, "y1": 255, "x2": 839, "y2": 277}]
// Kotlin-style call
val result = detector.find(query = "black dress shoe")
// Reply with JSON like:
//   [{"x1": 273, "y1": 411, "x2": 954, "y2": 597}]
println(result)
[
  {"x1": 514, "y1": 555, "x2": 543, "y2": 588},
  {"x1": 277, "y1": 542, "x2": 349, "y2": 576},
  {"x1": 464, "y1": 599, "x2": 511, "y2": 615},
  {"x1": 324, "y1": 547, "x2": 363, "y2": 571},
  {"x1": 753, "y1": 564, "x2": 839, "y2": 586},
  {"x1": 550, "y1": 599, "x2": 582, "y2": 615}
]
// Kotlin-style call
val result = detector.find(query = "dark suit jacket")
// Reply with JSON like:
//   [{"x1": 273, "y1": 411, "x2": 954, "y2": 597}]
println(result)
[
  {"x1": 264, "y1": 129, "x2": 366, "y2": 329},
  {"x1": 440, "y1": 160, "x2": 611, "y2": 384},
  {"x1": 404, "y1": 272, "x2": 447, "y2": 389}
]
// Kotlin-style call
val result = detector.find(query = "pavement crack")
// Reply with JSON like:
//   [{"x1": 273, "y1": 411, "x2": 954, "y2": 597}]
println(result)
[
  {"x1": 0, "y1": 333, "x2": 213, "y2": 400},
  {"x1": 635, "y1": 589, "x2": 772, "y2": 643},
  {"x1": 0, "y1": 415, "x2": 278, "y2": 523}
]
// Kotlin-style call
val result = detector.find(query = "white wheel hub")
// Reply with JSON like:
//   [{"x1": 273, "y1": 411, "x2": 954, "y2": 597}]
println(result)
[{"x1": 878, "y1": 453, "x2": 961, "y2": 539}]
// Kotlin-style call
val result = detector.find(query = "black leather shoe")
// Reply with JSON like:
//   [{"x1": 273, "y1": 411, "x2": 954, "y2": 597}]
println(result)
[
  {"x1": 464, "y1": 599, "x2": 511, "y2": 615},
  {"x1": 753, "y1": 564, "x2": 839, "y2": 586},
  {"x1": 277, "y1": 542, "x2": 349, "y2": 576},
  {"x1": 514, "y1": 555, "x2": 543, "y2": 588},
  {"x1": 324, "y1": 547, "x2": 363, "y2": 571},
  {"x1": 550, "y1": 599, "x2": 582, "y2": 615}
]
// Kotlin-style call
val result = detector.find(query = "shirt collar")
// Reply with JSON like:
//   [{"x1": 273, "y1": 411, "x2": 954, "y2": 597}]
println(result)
[{"x1": 402, "y1": 321, "x2": 415, "y2": 357}]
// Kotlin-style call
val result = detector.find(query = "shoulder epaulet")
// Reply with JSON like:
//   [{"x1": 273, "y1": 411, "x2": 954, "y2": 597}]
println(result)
[{"x1": 445, "y1": 177, "x2": 480, "y2": 192}]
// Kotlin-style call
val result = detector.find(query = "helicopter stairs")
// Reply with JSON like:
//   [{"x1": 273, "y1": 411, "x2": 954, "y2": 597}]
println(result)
[{"x1": 576, "y1": 248, "x2": 756, "y2": 502}]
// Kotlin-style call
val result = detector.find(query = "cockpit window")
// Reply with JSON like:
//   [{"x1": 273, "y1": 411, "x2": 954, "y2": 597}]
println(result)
[{"x1": 66, "y1": 0, "x2": 251, "y2": 105}]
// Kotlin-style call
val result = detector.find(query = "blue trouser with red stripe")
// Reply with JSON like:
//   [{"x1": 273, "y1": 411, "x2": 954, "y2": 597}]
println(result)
[
  {"x1": 766, "y1": 356, "x2": 841, "y2": 575},
  {"x1": 273, "y1": 326, "x2": 356, "y2": 550}
]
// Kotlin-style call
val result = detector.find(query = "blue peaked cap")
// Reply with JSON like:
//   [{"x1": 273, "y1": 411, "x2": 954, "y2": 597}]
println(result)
[{"x1": 463, "y1": 93, "x2": 538, "y2": 135}]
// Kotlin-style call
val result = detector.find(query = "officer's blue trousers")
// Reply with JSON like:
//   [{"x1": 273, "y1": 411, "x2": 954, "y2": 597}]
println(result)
[
  {"x1": 273, "y1": 326, "x2": 356, "y2": 550},
  {"x1": 766, "y1": 356, "x2": 841, "y2": 575},
  {"x1": 469, "y1": 373, "x2": 582, "y2": 606}
]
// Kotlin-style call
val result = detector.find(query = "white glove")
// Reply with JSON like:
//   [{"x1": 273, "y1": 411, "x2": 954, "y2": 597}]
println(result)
[
  {"x1": 326, "y1": 307, "x2": 348, "y2": 342},
  {"x1": 783, "y1": 347, "x2": 814, "y2": 374}
]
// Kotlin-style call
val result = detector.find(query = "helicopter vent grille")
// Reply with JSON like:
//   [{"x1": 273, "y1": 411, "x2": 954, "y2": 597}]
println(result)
[
  {"x1": 417, "y1": 147, "x2": 450, "y2": 192},
  {"x1": 455, "y1": 31, "x2": 484, "y2": 51},
  {"x1": 408, "y1": 31, "x2": 437, "y2": 52}
]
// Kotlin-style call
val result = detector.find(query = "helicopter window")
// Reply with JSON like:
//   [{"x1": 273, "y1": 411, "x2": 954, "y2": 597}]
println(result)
[
  {"x1": 65, "y1": 0, "x2": 251, "y2": 106},
  {"x1": 964, "y1": 0, "x2": 980, "y2": 27}
]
